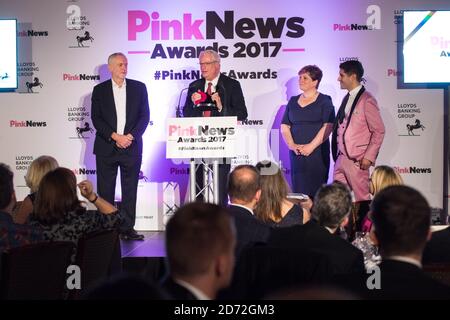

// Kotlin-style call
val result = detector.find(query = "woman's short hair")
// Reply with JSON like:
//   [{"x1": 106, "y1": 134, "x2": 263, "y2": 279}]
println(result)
[
  {"x1": 25, "y1": 155, "x2": 59, "y2": 193},
  {"x1": 370, "y1": 165, "x2": 403, "y2": 195},
  {"x1": 298, "y1": 65, "x2": 323, "y2": 89}
]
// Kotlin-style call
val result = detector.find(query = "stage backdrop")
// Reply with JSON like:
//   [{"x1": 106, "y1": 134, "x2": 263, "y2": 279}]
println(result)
[{"x1": 1, "y1": 0, "x2": 448, "y2": 229}]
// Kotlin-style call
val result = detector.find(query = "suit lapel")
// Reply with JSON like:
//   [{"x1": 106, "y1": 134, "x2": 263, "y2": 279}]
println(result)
[
  {"x1": 345, "y1": 86, "x2": 365, "y2": 127},
  {"x1": 107, "y1": 79, "x2": 118, "y2": 131},
  {"x1": 125, "y1": 79, "x2": 131, "y2": 131}
]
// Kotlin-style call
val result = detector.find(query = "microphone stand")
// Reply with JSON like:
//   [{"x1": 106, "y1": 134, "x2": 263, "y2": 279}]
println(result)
[{"x1": 176, "y1": 87, "x2": 189, "y2": 118}]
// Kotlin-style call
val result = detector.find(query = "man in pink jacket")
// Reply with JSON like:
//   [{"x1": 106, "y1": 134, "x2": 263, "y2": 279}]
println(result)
[{"x1": 332, "y1": 60, "x2": 385, "y2": 202}]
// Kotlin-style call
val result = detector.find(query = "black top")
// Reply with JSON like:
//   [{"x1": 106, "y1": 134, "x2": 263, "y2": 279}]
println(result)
[{"x1": 266, "y1": 204, "x2": 303, "y2": 228}]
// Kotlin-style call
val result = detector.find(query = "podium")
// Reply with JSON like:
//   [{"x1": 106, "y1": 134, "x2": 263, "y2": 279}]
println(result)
[{"x1": 166, "y1": 116, "x2": 238, "y2": 204}]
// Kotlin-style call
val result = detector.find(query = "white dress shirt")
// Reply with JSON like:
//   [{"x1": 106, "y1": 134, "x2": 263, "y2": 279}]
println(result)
[
  {"x1": 112, "y1": 78, "x2": 127, "y2": 135},
  {"x1": 204, "y1": 74, "x2": 220, "y2": 93},
  {"x1": 344, "y1": 84, "x2": 363, "y2": 117}
]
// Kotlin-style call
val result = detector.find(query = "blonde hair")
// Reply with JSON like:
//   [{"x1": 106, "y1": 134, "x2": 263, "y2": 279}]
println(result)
[
  {"x1": 254, "y1": 161, "x2": 291, "y2": 223},
  {"x1": 370, "y1": 165, "x2": 403, "y2": 195},
  {"x1": 25, "y1": 155, "x2": 59, "y2": 193}
]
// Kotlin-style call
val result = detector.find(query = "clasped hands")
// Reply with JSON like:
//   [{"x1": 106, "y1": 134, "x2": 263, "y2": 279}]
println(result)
[
  {"x1": 113, "y1": 133, "x2": 134, "y2": 149},
  {"x1": 290, "y1": 143, "x2": 315, "y2": 157},
  {"x1": 191, "y1": 91, "x2": 223, "y2": 112}
]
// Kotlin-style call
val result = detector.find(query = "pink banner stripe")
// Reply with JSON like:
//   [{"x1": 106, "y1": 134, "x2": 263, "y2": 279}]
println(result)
[
  {"x1": 282, "y1": 48, "x2": 306, "y2": 52},
  {"x1": 128, "y1": 51, "x2": 151, "y2": 54}
]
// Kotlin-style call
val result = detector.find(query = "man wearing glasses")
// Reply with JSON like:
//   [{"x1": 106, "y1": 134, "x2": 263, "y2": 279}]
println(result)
[{"x1": 183, "y1": 49, "x2": 248, "y2": 206}]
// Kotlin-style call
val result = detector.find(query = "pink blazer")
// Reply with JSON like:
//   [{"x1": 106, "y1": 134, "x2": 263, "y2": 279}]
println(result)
[{"x1": 342, "y1": 91, "x2": 385, "y2": 163}]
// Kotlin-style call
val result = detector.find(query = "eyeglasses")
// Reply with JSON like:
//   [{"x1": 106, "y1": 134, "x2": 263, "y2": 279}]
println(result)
[{"x1": 199, "y1": 61, "x2": 217, "y2": 66}]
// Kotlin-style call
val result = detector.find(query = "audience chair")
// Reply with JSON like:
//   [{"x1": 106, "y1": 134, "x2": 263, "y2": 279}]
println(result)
[
  {"x1": 423, "y1": 263, "x2": 450, "y2": 286},
  {"x1": 69, "y1": 229, "x2": 120, "y2": 299},
  {"x1": 0, "y1": 241, "x2": 74, "y2": 300}
]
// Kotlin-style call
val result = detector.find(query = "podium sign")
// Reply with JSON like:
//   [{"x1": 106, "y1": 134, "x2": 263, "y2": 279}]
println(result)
[{"x1": 166, "y1": 116, "x2": 238, "y2": 159}]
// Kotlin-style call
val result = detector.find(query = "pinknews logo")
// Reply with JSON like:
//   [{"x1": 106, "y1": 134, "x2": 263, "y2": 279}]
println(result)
[
  {"x1": 73, "y1": 168, "x2": 96, "y2": 175},
  {"x1": 63, "y1": 73, "x2": 100, "y2": 81},
  {"x1": 10, "y1": 120, "x2": 47, "y2": 127},
  {"x1": 17, "y1": 30, "x2": 49, "y2": 37},
  {"x1": 387, "y1": 69, "x2": 402, "y2": 77},
  {"x1": 394, "y1": 166, "x2": 431, "y2": 174},
  {"x1": 168, "y1": 125, "x2": 235, "y2": 136},
  {"x1": 430, "y1": 36, "x2": 450, "y2": 49},
  {"x1": 128, "y1": 10, "x2": 305, "y2": 41},
  {"x1": 333, "y1": 23, "x2": 373, "y2": 31}
]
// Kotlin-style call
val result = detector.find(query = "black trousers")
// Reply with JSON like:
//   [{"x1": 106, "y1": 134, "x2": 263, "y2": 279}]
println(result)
[
  {"x1": 96, "y1": 153, "x2": 142, "y2": 232},
  {"x1": 195, "y1": 160, "x2": 230, "y2": 207}
]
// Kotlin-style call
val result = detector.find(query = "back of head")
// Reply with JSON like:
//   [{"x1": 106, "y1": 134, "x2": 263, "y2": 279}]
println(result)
[
  {"x1": 165, "y1": 202, "x2": 235, "y2": 278},
  {"x1": 312, "y1": 182, "x2": 352, "y2": 228},
  {"x1": 339, "y1": 60, "x2": 364, "y2": 82},
  {"x1": 227, "y1": 165, "x2": 260, "y2": 203},
  {"x1": 34, "y1": 167, "x2": 81, "y2": 224},
  {"x1": 0, "y1": 163, "x2": 14, "y2": 210},
  {"x1": 371, "y1": 185, "x2": 430, "y2": 256},
  {"x1": 370, "y1": 165, "x2": 403, "y2": 195},
  {"x1": 25, "y1": 155, "x2": 59, "y2": 193},
  {"x1": 255, "y1": 161, "x2": 290, "y2": 222}
]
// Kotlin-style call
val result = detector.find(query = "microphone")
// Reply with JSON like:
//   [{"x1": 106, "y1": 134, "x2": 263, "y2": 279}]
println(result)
[{"x1": 176, "y1": 87, "x2": 189, "y2": 118}]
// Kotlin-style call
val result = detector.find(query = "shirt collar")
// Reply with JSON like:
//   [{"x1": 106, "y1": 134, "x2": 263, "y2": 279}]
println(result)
[
  {"x1": 348, "y1": 84, "x2": 362, "y2": 97},
  {"x1": 230, "y1": 203, "x2": 254, "y2": 215},
  {"x1": 206, "y1": 74, "x2": 220, "y2": 88},
  {"x1": 385, "y1": 255, "x2": 422, "y2": 268},
  {"x1": 112, "y1": 78, "x2": 126, "y2": 89},
  {"x1": 174, "y1": 278, "x2": 211, "y2": 300}
]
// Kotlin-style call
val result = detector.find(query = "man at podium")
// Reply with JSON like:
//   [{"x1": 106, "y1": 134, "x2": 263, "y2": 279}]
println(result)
[{"x1": 183, "y1": 49, "x2": 248, "y2": 206}]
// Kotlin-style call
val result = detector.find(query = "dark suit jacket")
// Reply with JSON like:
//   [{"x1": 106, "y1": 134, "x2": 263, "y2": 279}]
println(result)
[
  {"x1": 183, "y1": 74, "x2": 248, "y2": 121},
  {"x1": 227, "y1": 205, "x2": 271, "y2": 256},
  {"x1": 91, "y1": 78, "x2": 150, "y2": 156},
  {"x1": 268, "y1": 219, "x2": 365, "y2": 276},
  {"x1": 423, "y1": 227, "x2": 450, "y2": 264},
  {"x1": 368, "y1": 259, "x2": 450, "y2": 300},
  {"x1": 161, "y1": 277, "x2": 197, "y2": 300}
]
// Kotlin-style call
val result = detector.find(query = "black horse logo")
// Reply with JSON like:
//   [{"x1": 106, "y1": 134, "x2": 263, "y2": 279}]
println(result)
[
  {"x1": 138, "y1": 171, "x2": 149, "y2": 182},
  {"x1": 0, "y1": 72, "x2": 8, "y2": 80},
  {"x1": 406, "y1": 119, "x2": 425, "y2": 136},
  {"x1": 76, "y1": 122, "x2": 94, "y2": 138},
  {"x1": 25, "y1": 77, "x2": 43, "y2": 93},
  {"x1": 76, "y1": 31, "x2": 94, "y2": 47}
]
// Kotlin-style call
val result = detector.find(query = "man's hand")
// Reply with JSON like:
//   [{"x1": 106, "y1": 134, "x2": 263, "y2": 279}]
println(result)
[
  {"x1": 112, "y1": 132, "x2": 133, "y2": 149},
  {"x1": 359, "y1": 158, "x2": 372, "y2": 170},
  {"x1": 191, "y1": 91, "x2": 202, "y2": 104},
  {"x1": 211, "y1": 92, "x2": 222, "y2": 112}
]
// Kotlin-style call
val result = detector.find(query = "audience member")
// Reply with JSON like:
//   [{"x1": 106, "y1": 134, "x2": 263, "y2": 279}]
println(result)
[
  {"x1": 14, "y1": 155, "x2": 59, "y2": 224},
  {"x1": 255, "y1": 161, "x2": 310, "y2": 227},
  {"x1": 28, "y1": 167, "x2": 121, "y2": 259},
  {"x1": 86, "y1": 274, "x2": 169, "y2": 300},
  {"x1": 227, "y1": 165, "x2": 271, "y2": 256},
  {"x1": 162, "y1": 202, "x2": 236, "y2": 300},
  {"x1": 361, "y1": 165, "x2": 403, "y2": 233},
  {"x1": 0, "y1": 163, "x2": 43, "y2": 253},
  {"x1": 269, "y1": 182, "x2": 365, "y2": 276},
  {"x1": 368, "y1": 185, "x2": 450, "y2": 299},
  {"x1": 423, "y1": 226, "x2": 450, "y2": 264}
]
